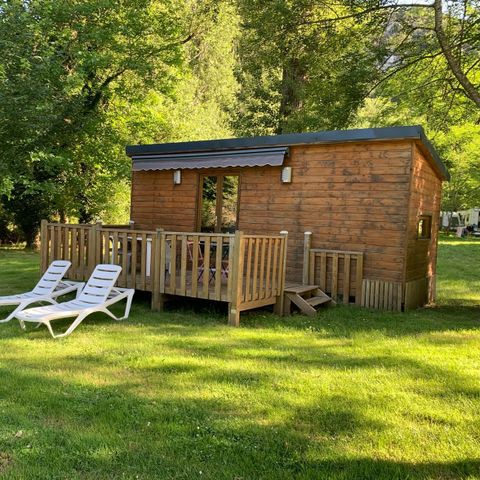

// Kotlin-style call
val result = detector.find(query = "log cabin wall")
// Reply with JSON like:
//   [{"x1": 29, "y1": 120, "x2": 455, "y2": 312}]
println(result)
[
  {"x1": 403, "y1": 144, "x2": 442, "y2": 309},
  {"x1": 130, "y1": 140, "x2": 415, "y2": 289}
]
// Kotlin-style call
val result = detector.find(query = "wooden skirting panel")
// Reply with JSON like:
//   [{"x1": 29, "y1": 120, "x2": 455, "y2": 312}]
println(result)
[
  {"x1": 361, "y1": 279, "x2": 402, "y2": 311},
  {"x1": 404, "y1": 277, "x2": 429, "y2": 310}
]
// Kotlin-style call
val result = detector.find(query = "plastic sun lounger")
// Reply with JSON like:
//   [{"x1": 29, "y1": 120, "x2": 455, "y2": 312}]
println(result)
[
  {"x1": 15, "y1": 264, "x2": 135, "y2": 339},
  {"x1": 0, "y1": 260, "x2": 83, "y2": 324}
]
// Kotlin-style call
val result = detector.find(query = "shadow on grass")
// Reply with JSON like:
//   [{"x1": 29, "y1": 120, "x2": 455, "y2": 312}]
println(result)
[{"x1": 1, "y1": 361, "x2": 478, "y2": 480}]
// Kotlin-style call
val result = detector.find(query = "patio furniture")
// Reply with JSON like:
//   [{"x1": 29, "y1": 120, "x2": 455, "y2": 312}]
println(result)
[
  {"x1": 0, "y1": 260, "x2": 83, "y2": 323},
  {"x1": 15, "y1": 264, "x2": 135, "y2": 339}
]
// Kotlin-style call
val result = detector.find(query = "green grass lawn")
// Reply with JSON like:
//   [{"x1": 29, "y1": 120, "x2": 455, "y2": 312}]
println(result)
[{"x1": 0, "y1": 238, "x2": 479, "y2": 479}]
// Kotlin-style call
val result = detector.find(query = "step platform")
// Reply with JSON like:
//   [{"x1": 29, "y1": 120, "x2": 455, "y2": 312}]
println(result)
[{"x1": 283, "y1": 283, "x2": 334, "y2": 316}]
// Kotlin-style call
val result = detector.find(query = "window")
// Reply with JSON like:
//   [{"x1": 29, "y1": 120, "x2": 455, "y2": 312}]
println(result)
[
  {"x1": 198, "y1": 174, "x2": 239, "y2": 233},
  {"x1": 417, "y1": 215, "x2": 432, "y2": 239}
]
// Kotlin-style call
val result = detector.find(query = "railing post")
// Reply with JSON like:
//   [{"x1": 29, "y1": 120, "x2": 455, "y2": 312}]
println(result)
[
  {"x1": 40, "y1": 219, "x2": 48, "y2": 273},
  {"x1": 88, "y1": 222, "x2": 100, "y2": 275},
  {"x1": 152, "y1": 228, "x2": 165, "y2": 311},
  {"x1": 228, "y1": 230, "x2": 244, "y2": 327},
  {"x1": 303, "y1": 231, "x2": 312, "y2": 285},
  {"x1": 274, "y1": 230, "x2": 288, "y2": 315},
  {"x1": 129, "y1": 220, "x2": 135, "y2": 230}
]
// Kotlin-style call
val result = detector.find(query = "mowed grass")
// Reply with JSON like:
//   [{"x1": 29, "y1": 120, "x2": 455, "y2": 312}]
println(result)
[{"x1": 0, "y1": 238, "x2": 479, "y2": 479}]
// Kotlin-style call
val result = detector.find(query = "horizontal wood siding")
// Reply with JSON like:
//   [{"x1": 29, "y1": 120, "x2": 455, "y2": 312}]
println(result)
[
  {"x1": 131, "y1": 170, "x2": 197, "y2": 231},
  {"x1": 239, "y1": 141, "x2": 412, "y2": 283},
  {"x1": 130, "y1": 141, "x2": 417, "y2": 286},
  {"x1": 404, "y1": 144, "x2": 442, "y2": 307}
]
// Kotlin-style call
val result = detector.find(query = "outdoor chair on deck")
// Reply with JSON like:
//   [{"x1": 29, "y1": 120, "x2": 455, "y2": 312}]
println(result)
[
  {"x1": 15, "y1": 264, "x2": 135, "y2": 339},
  {"x1": 0, "y1": 260, "x2": 83, "y2": 323}
]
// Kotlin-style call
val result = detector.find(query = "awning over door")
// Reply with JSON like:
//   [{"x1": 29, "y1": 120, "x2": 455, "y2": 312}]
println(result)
[{"x1": 131, "y1": 147, "x2": 289, "y2": 171}]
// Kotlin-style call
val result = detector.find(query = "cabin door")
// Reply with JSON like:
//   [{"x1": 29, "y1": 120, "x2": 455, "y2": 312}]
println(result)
[{"x1": 198, "y1": 174, "x2": 239, "y2": 233}]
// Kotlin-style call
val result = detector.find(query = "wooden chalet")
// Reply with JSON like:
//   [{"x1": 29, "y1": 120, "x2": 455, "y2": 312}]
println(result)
[{"x1": 40, "y1": 126, "x2": 449, "y2": 324}]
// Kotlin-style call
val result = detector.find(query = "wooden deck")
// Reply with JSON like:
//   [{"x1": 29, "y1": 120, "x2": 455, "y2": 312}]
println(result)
[{"x1": 40, "y1": 222, "x2": 288, "y2": 325}]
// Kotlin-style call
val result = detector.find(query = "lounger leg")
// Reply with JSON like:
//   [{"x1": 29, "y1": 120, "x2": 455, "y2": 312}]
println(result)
[
  {"x1": 15, "y1": 299, "x2": 57, "y2": 329},
  {"x1": 51, "y1": 312, "x2": 90, "y2": 339},
  {"x1": 0, "y1": 301, "x2": 29, "y2": 323},
  {"x1": 44, "y1": 321, "x2": 56, "y2": 339},
  {"x1": 103, "y1": 292, "x2": 134, "y2": 322}
]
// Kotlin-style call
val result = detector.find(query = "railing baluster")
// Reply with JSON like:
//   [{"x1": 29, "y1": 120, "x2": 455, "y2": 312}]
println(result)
[
  {"x1": 180, "y1": 235, "x2": 187, "y2": 296},
  {"x1": 56, "y1": 225, "x2": 62, "y2": 259},
  {"x1": 214, "y1": 236, "x2": 222, "y2": 301},
  {"x1": 112, "y1": 231, "x2": 119, "y2": 266},
  {"x1": 343, "y1": 254, "x2": 351, "y2": 304},
  {"x1": 265, "y1": 239, "x2": 272, "y2": 298},
  {"x1": 271, "y1": 238, "x2": 278, "y2": 296},
  {"x1": 49, "y1": 226, "x2": 55, "y2": 263},
  {"x1": 130, "y1": 233, "x2": 137, "y2": 290},
  {"x1": 252, "y1": 239, "x2": 260, "y2": 300},
  {"x1": 120, "y1": 233, "x2": 128, "y2": 287},
  {"x1": 259, "y1": 238, "x2": 266, "y2": 299},
  {"x1": 140, "y1": 233, "x2": 147, "y2": 290},
  {"x1": 170, "y1": 234, "x2": 177, "y2": 295},
  {"x1": 159, "y1": 232, "x2": 166, "y2": 294},
  {"x1": 79, "y1": 228, "x2": 85, "y2": 278},
  {"x1": 191, "y1": 235, "x2": 199, "y2": 297},
  {"x1": 202, "y1": 236, "x2": 210, "y2": 299},
  {"x1": 226, "y1": 236, "x2": 234, "y2": 301},
  {"x1": 320, "y1": 252, "x2": 327, "y2": 291},
  {"x1": 332, "y1": 253, "x2": 339, "y2": 301},
  {"x1": 64, "y1": 227, "x2": 70, "y2": 264},
  {"x1": 245, "y1": 239, "x2": 253, "y2": 302},
  {"x1": 70, "y1": 228, "x2": 77, "y2": 280}
]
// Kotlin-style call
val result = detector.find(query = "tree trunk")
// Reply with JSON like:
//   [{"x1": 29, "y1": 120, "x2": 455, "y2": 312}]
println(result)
[
  {"x1": 433, "y1": 0, "x2": 480, "y2": 108},
  {"x1": 277, "y1": 58, "x2": 307, "y2": 134}
]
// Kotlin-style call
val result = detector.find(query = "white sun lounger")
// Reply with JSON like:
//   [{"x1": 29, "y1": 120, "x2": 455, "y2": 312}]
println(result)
[
  {"x1": 15, "y1": 264, "x2": 135, "y2": 339},
  {"x1": 0, "y1": 260, "x2": 83, "y2": 323}
]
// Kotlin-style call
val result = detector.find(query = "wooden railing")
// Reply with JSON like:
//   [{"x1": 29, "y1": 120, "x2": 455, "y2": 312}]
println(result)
[
  {"x1": 40, "y1": 221, "x2": 288, "y2": 325},
  {"x1": 41, "y1": 222, "x2": 93, "y2": 281},
  {"x1": 302, "y1": 232, "x2": 364, "y2": 305},
  {"x1": 228, "y1": 232, "x2": 288, "y2": 326},
  {"x1": 153, "y1": 231, "x2": 235, "y2": 303},
  {"x1": 96, "y1": 227, "x2": 155, "y2": 291},
  {"x1": 40, "y1": 222, "x2": 154, "y2": 290}
]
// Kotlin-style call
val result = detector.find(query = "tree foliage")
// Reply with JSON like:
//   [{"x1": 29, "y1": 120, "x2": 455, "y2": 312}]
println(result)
[
  {"x1": 0, "y1": 0, "x2": 478, "y2": 246},
  {"x1": 0, "y1": 0, "x2": 238, "y2": 246},
  {"x1": 233, "y1": 0, "x2": 386, "y2": 135}
]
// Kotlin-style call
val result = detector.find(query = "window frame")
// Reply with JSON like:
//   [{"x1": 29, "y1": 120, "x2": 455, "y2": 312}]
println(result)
[
  {"x1": 196, "y1": 171, "x2": 241, "y2": 233},
  {"x1": 417, "y1": 214, "x2": 432, "y2": 240}
]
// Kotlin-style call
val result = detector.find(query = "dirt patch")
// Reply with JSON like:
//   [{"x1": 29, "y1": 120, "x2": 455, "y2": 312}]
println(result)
[{"x1": 0, "y1": 452, "x2": 13, "y2": 474}]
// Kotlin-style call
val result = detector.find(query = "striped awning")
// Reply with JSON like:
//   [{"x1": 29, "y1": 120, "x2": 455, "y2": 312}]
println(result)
[{"x1": 131, "y1": 147, "x2": 288, "y2": 171}]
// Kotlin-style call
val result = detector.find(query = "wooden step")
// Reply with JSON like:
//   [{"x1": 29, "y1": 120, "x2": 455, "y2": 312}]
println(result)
[
  {"x1": 283, "y1": 284, "x2": 334, "y2": 316},
  {"x1": 284, "y1": 284, "x2": 319, "y2": 295},
  {"x1": 286, "y1": 292, "x2": 317, "y2": 316},
  {"x1": 307, "y1": 295, "x2": 331, "y2": 307}
]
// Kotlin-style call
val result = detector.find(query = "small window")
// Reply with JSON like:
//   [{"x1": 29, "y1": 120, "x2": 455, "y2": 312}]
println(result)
[{"x1": 417, "y1": 215, "x2": 432, "y2": 239}]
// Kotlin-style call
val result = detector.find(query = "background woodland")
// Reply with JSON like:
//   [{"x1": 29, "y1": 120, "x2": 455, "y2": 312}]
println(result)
[{"x1": 0, "y1": 0, "x2": 478, "y2": 246}]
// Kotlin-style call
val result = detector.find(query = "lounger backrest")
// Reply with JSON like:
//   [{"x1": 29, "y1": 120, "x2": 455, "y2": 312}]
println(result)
[
  {"x1": 32, "y1": 260, "x2": 72, "y2": 296},
  {"x1": 77, "y1": 264, "x2": 122, "y2": 305}
]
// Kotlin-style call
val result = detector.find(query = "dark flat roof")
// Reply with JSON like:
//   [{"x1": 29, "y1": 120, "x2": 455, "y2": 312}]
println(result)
[{"x1": 126, "y1": 126, "x2": 449, "y2": 180}]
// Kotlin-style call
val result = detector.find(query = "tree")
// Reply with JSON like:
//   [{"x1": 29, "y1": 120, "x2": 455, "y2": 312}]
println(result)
[
  {"x1": 233, "y1": 0, "x2": 385, "y2": 135},
  {"x1": 436, "y1": 124, "x2": 480, "y2": 212},
  {"x1": 0, "y1": 0, "x2": 193, "y2": 245},
  {"x1": 322, "y1": 0, "x2": 480, "y2": 112}
]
